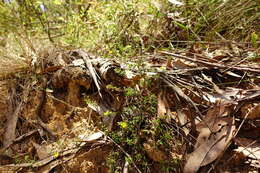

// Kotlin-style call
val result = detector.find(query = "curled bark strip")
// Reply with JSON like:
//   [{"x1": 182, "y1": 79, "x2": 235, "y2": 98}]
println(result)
[{"x1": 3, "y1": 82, "x2": 31, "y2": 147}]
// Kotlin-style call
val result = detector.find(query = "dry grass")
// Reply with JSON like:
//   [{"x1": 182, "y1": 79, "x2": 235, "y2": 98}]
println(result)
[
  {"x1": 0, "y1": 34, "x2": 53, "y2": 80},
  {"x1": 187, "y1": 0, "x2": 259, "y2": 41}
]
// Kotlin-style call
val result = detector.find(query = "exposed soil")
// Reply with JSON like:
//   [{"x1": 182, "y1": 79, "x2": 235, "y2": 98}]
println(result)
[{"x1": 0, "y1": 46, "x2": 259, "y2": 173}]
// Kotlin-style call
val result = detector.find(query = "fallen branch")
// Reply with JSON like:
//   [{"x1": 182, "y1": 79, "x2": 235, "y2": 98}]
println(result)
[
  {"x1": 0, "y1": 130, "x2": 39, "y2": 154},
  {"x1": 0, "y1": 138, "x2": 108, "y2": 170},
  {"x1": 160, "y1": 51, "x2": 260, "y2": 73},
  {"x1": 3, "y1": 82, "x2": 31, "y2": 147}
]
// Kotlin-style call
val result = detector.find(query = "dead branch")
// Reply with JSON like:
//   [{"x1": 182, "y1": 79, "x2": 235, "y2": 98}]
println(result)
[
  {"x1": 3, "y1": 82, "x2": 31, "y2": 147},
  {"x1": 160, "y1": 51, "x2": 260, "y2": 73}
]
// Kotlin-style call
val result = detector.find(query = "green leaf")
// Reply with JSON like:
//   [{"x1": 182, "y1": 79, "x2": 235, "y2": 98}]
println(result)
[
  {"x1": 251, "y1": 32, "x2": 258, "y2": 47},
  {"x1": 174, "y1": 21, "x2": 188, "y2": 30},
  {"x1": 103, "y1": 111, "x2": 113, "y2": 117},
  {"x1": 53, "y1": 0, "x2": 62, "y2": 5},
  {"x1": 53, "y1": 151, "x2": 59, "y2": 158},
  {"x1": 118, "y1": 121, "x2": 128, "y2": 129}
]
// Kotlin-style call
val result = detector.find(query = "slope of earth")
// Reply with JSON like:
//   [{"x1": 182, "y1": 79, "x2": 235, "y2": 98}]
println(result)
[{"x1": 0, "y1": 43, "x2": 259, "y2": 173}]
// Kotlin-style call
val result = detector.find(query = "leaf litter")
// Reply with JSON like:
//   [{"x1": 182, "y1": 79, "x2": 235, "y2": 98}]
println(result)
[{"x1": 0, "y1": 43, "x2": 259, "y2": 172}]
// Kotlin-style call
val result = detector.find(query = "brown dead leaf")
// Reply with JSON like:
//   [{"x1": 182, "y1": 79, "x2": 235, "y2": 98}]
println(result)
[
  {"x1": 196, "y1": 100, "x2": 232, "y2": 135},
  {"x1": 157, "y1": 90, "x2": 173, "y2": 122},
  {"x1": 184, "y1": 116, "x2": 235, "y2": 173},
  {"x1": 157, "y1": 91, "x2": 167, "y2": 118},
  {"x1": 166, "y1": 58, "x2": 173, "y2": 69},
  {"x1": 240, "y1": 103, "x2": 260, "y2": 119},
  {"x1": 234, "y1": 138, "x2": 260, "y2": 168},
  {"x1": 176, "y1": 108, "x2": 190, "y2": 135},
  {"x1": 32, "y1": 142, "x2": 50, "y2": 160},
  {"x1": 172, "y1": 59, "x2": 197, "y2": 69},
  {"x1": 143, "y1": 140, "x2": 168, "y2": 162}
]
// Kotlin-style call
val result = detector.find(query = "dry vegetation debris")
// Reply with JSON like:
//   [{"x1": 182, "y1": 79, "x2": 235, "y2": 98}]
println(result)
[{"x1": 0, "y1": 42, "x2": 259, "y2": 173}]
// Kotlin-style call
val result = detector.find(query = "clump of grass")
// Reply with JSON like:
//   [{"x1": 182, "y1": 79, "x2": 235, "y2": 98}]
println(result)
[
  {"x1": 181, "y1": 0, "x2": 260, "y2": 41},
  {"x1": 1, "y1": 0, "x2": 258, "y2": 61}
]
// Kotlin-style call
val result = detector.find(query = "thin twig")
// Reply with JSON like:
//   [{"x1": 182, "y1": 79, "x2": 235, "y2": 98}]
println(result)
[
  {"x1": 160, "y1": 51, "x2": 260, "y2": 73},
  {"x1": 0, "y1": 130, "x2": 39, "y2": 154}
]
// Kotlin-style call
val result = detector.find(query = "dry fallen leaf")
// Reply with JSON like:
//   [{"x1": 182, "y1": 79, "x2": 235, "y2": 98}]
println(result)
[
  {"x1": 80, "y1": 132, "x2": 103, "y2": 142},
  {"x1": 32, "y1": 142, "x2": 51, "y2": 160},
  {"x1": 176, "y1": 108, "x2": 190, "y2": 135},
  {"x1": 240, "y1": 104, "x2": 260, "y2": 119},
  {"x1": 157, "y1": 91, "x2": 168, "y2": 119},
  {"x1": 234, "y1": 137, "x2": 260, "y2": 168},
  {"x1": 168, "y1": 0, "x2": 184, "y2": 6},
  {"x1": 184, "y1": 108, "x2": 236, "y2": 173},
  {"x1": 143, "y1": 140, "x2": 168, "y2": 162}
]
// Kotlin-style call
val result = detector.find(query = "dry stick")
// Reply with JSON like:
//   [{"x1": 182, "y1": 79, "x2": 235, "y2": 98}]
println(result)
[
  {"x1": 182, "y1": 52, "x2": 219, "y2": 64},
  {"x1": 3, "y1": 102, "x2": 23, "y2": 147},
  {"x1": 162, "y1": 76, "x2": 214, "y2": 133},
  {"x1": 169, "y1": 120, "x2": 196, "y2": 146},
  {"x1": 0, "y1": 130, "x2": 38, "y2": 154},
  {"x1": 99, "y1": 131, "x2": 142, "y2": 173},
  {"x1": 222, "y1": 57, "x2": 251, "y2": 73},
  {"x1": 234, "y1": 106, "x2": 253, "y2": 137},
  {"x1": 123, "y1": 160, "x2": 129, "y2": 173},
  {"x1": 3, "y1": 83, "x2": 31, "y2": 147},
  {"x1": 174, "y1": 92, "x2": 196, "y2": 140},
  {"x1": 169, "y1": 40, "x2": 260, "y2": 45},
  {"x1": 79, "y1": 51, "x2": 102, "y2": 98},
  {"x1": 1, "y1": 144, "x2": 82, "y2": 168},
  {"x1": 160, "y1": 51, "x2": 260, "y2": 73},
  {"x1": 225, "y1": 140, "x2": 258, "y2": 166},
  {"x1": 236, "y1": 71, "x2": 247, "y2": 87}
]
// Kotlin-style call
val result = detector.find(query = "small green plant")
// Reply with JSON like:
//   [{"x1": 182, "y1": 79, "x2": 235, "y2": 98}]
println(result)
[
  {"x1": 251, "y1": 32, "x2": 258, "y2": 48},
  {"x1": 84, "y1": 96, "x2": 97, "y2": 107},
  {"x1": 118, "y1": 121, "x2": 128, "y2": 129},
  {"x1": 106, "y1": 84, "x2": 122, "y2": 92},
  {"x1": 103, "y1": 110, "x2": 114, "y2": 117},
  {"x1": 105, "y1": 82, "x2": 183, "y2": 172},
  {"x1": 106, "y1": 151, "x2": 122, "y2": 173},
  {"x1": 114, "y1": 67, "x2": 126, "y2": 77},
  {"x1": 15, "y1": 155, "x2": 36, "y2": 164},
  {"x1": 124, "y1": 87, "x2": 137, "y2": 97}
]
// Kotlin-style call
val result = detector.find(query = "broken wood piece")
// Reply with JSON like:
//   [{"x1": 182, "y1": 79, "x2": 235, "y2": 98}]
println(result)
[
  {"x1": 0, "y1": 130, "x2": 39, "y2": 154},
  {"x1": 160, "y1": 51, "x2": 260, "y2": 73},
  {"x1": 3, "y1": 83, "x2": 31, "y2": 147}
]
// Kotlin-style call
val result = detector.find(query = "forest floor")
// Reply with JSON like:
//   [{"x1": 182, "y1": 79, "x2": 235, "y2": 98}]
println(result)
[{"x1": 0, "y1": 42, "x2": 259, "y2": 173}]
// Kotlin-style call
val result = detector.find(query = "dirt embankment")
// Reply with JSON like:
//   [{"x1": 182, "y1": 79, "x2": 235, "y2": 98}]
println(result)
[{"x1": 0, "y1": 45, "x2": 259, "y2": 173}]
